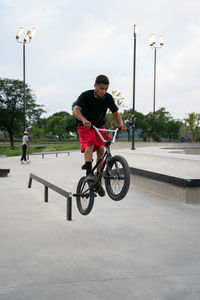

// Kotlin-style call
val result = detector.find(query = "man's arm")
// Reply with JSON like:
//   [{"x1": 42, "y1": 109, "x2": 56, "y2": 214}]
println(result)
[
  {"x1": 112, "y1": 112, "x2": 127, "y2": 131},
  {"x1": 73, "y1": 105, "x2": 91, "y2": 128}
]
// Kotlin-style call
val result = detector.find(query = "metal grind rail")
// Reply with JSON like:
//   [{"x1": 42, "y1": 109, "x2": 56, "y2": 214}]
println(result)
[
  {"x1": 28, "y1": 173, "x2": 72, "y2": 221},
  {"x1": 27, "y1": 150, "x2": 70, "y2": 160}
]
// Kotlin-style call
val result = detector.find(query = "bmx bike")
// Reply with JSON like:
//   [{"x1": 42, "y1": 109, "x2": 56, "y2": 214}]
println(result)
[{"x1": 74, "y1": 125, "x2": 130, "y2": 215}]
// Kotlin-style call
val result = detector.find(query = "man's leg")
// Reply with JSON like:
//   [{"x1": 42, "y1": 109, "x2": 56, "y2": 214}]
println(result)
[
  {"x1": 84, "y1": 145, "x2": 94, "y2": 175},
  {"x1": 96, "y1": 145, "x2": 104, "y2": 173},
  {"x1": 20, "y1": 146, "x2": 24, "y2": 161},
  {"x1": 95, "y1": 145, "x2": 105, "y2": 197},
  {"x1": 21, "y1": 145, "x2": 26, "y2": 161},
  {"x1": 24, "y1": 145, "x2": 27, "y2": 161}
]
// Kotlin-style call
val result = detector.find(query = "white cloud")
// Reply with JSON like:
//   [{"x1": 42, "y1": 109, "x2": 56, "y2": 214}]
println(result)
[
  {"x1": 55, "y1": 15, "x2": 115, "y2": 66},
  {"x1": 0, "y1": 0, "x2": 200, "y2": 119}
]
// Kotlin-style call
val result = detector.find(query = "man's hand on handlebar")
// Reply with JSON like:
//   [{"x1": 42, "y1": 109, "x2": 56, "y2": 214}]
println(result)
[
  {"x1": 83, "y1": 120, "x2": 92, "y2": 128},
  {"x1": 120, "y1": 125, "x2": 127, "y2": 132}
]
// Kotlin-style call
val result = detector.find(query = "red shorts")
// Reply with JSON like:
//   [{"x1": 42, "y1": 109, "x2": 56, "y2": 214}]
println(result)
[{"x1": 77, "y1": 126, "x2": 112, "y2": 153}]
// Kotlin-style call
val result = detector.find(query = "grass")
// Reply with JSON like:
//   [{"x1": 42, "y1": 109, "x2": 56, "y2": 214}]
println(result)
[{"x1": 0, "y1": 144, "x2": 80, "y2": 157}]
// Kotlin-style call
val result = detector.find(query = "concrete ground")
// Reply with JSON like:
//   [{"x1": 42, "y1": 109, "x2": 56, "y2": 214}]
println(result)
[{"x1": 1, "y1": 143, "x2": 200, "y2": 299}]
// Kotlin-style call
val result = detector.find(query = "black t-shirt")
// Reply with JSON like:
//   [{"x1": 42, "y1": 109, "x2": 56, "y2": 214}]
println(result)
[{"x1": 75, "y1": 90, "x2": 118, "y2": 127}]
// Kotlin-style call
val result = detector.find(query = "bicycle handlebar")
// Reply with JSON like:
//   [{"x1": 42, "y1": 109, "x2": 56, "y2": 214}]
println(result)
[{"x1": 91, "y1": 125, "x2": 119, "y2": 144}]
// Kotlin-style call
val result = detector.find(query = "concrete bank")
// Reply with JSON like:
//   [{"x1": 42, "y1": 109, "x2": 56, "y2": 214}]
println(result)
[{"x1": 112, "y1": 144, "x2": 200, "y2": 204}]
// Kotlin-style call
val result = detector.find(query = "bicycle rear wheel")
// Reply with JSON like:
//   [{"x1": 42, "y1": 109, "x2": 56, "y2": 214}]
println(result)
[
  {"x1": 76, "y1": 176, "x2": 95, "y2": 215},
  {"x1": 105, "y1": 155, "x2": 130, "y2": 201}
]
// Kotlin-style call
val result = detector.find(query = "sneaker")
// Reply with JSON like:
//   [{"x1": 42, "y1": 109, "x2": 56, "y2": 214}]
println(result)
[
  {"x1": 85, "y1": 174, "x2": 98, "y2": 183},
  {"x1": 81, "y1": 163, "x2": 87, "y2": 170},
  {"x1": 81, "y1": 159, "x2": 93, "y2": 170},
  {"x1": 96, "y1": 183, "x2": 105, "y2": 197},
  {"x1": 86, "y1": 174, "x2": 105, "y2": 197},
  {"x1": 26, "y1": 160, "x2": 31, "y2": 164},
  {"x1": 84, "y1": 174, "x2": 105, "y2": 197}
]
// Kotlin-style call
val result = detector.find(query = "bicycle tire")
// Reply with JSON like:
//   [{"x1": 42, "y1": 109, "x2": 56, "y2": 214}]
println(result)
[
  {"x1": 105, "y1": 155, "x2": 130, "y2": 201},
  {"x1": 76, "y1": 176, "x2": 95, "y2": 215}
]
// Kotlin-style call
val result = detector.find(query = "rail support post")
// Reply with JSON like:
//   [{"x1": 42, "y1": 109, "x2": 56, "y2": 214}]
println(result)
[
  {"x1": 28, "y1": 176, "x2": 32, "y2": 188},
  {"x1": 67, "y1": 194, "x2": 72, "y2": 221},
  {"x1": 44, "y1": 186, "x2": 48, "y2": 202}
]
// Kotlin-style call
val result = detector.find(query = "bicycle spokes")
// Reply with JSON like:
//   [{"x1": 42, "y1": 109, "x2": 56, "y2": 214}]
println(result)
[
  {"x1": 105, "y1": 155, "x2": 130, "y2": 201},
  {"x1": 76, "y1": 177, "x2": 95, "y2": 215},
  {"x1": 109, "y1": 164, "x2": 125, "y2": 194}
]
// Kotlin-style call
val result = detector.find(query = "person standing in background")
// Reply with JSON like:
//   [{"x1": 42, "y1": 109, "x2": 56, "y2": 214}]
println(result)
[{"x1": 20, "y1": 131, "x2": 30, "y2": 164}]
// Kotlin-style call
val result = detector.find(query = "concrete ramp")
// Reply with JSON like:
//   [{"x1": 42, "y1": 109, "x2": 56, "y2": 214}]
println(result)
[{"x1": 113, "y1": 144, "x2": 200, "y2": 204}]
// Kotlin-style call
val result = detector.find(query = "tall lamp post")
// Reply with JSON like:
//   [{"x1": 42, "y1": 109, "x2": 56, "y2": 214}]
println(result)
[
  {"x1": 131, "y1": 24, "x2": 137, "y2": 150},
  {"x1": 16, "y1": 27, "x2": 36, "y2": 131},
  {"x1": 149, "y1": 34, "x2": 163, "y2": 141}
]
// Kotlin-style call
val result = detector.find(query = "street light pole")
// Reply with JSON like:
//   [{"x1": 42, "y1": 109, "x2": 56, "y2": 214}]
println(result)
[
  {"x1": 131, "y1": 24, "x2": 137, "y2": 150},
  {"x1": 149, "y1": 34, "x2": 163, "y2": 141},
  {"x1": 153, "y1": 47, "x2": 156, "y2": 117},
  {"x1": 23, "y1": 42, "x2": 26, "y2": 131},
  {"x1": 16, "y1": 27, "x2": 36, "y2": 131}
]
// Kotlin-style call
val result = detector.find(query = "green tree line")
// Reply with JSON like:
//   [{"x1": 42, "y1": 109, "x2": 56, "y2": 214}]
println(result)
[{"x1": 1, "y1": 78, "x2": 200, "y2": 147}]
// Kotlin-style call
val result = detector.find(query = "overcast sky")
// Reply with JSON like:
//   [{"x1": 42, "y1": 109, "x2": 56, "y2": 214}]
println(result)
[{"x1": 1, "y1": 0, "x2": 200, "y2": 120}]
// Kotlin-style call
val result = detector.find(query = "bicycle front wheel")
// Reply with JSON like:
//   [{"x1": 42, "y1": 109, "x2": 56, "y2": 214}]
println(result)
[
  {"x1": 105, "y1": 155, "x2": 130, "y2": 201},
  {"x1": 76, "y1": 176, "x2": 95, "y2": 215}
]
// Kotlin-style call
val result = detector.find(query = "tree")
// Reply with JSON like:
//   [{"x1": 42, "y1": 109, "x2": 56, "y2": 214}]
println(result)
[
  {"x1": 46, "y1": 115, "x2": 67, "y2": 139},
  {"x1": 52, "y1": 111, "x2": 76, "y2": 135},
  {"x1": 53, "y1": 111, "x2": 71, "y2": 119},
  {"x1": 31, "y1": 124, "x2": 43, "y2": 139},
  {"x1": 121, "y1": 109, "x2": 151, "y2": 141},
  {"x1": 121, "y1": 107, "x2": 182, "y2": 142},
  {"x1": 144, "y1": 108, "x2": 169, "y2": 141},
  {"x1": 52, "y1": 111, "x2": 76, "y2": 134},
  {"x1": 184, "y1": 112, "x2": 200, "y2": 142},
  {"x1": 45, "y1": 111, "x2": 76, "y2": 138},
  {"x1": 166, "y1": 119, "x2": 182, "y2": 141},
  {"x1": 111, "y1": 90, "x2": 125, "y2": 110},
  {"x1": 104, "y1": 91, "x2": 126, "y2": 129},
  {"x1": 65, "y1": 114, "x2": 77, "y2": 135},
  {"x1": 0, "y1": 78, "x2": 45, "y2": 147},
  {"x1": 154, "y1": 108, "x2": 170, "y2": 141},
  {"x1": 149, "y1": 108, "x2": 182, "y2": 142}
]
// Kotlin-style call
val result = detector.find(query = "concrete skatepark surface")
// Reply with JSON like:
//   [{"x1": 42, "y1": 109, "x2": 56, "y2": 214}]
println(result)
[{"x1": 1, "y1": 142, "x2": 200, "y2": 299}]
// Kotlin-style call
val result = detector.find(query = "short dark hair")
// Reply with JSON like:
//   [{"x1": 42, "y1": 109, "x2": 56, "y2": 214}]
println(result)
[{"x1": 95, "y1": 75, "x2": 109, "y2": 85}]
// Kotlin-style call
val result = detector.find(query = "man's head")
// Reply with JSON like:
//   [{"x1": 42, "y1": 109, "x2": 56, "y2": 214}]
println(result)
[
  {"x1": 94, "y1": 75, "x2": 109, "y2": 99},
  {"x1": 24, "y1": 131, "x2": 28, "y2": 135}
]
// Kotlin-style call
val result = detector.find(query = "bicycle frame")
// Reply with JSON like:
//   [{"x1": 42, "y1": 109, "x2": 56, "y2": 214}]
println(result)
[
  {"x1": 91, "y1": 148, "x2": 110, "y2": 181},
  {"x1": 91, "y1": 126, "x2": 119, "y2": 182},
  {"x1": 92, "y1": 125, "x2": 119, "y2": 144}
]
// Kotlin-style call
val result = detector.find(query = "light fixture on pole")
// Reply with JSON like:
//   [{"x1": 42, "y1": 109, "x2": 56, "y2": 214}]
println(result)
[
  {"x1": 16, "y1": 27, "x2": 36, "y2": 131},
  {"x1": 149, "y1": 34, "x2": 163, "y2": 141},
  {"x1": 131, "y1": 24, "x2": 137, "y2": 150}
]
